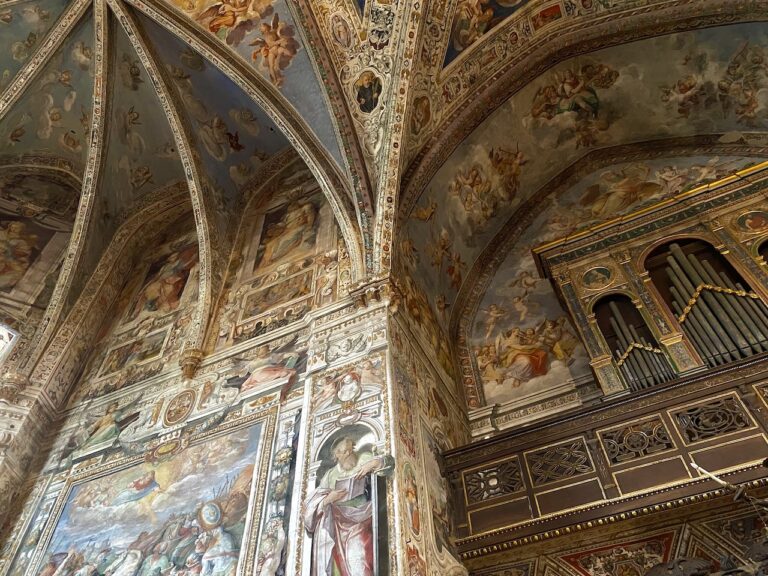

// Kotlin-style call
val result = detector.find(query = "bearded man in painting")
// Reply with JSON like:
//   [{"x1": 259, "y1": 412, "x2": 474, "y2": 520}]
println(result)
[{"x1": 304, "y1": 436, "x2": 388, "y2": 576}]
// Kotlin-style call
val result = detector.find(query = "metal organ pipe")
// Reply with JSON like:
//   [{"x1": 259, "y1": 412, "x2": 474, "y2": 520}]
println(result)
[{"x1": 662, "y1": 242, "x2": 768, "y2": 366}]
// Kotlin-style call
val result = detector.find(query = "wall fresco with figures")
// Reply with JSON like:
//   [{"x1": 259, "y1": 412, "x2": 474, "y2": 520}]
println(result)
[
  {"x1": 0, "y1": 13, "x2": 94, "y2": 172},
  {"x1": 213, "y1": 171, "x2": 346, "y2": 350},
  {"x1": 404, "y1": 23, "x2": 768, "y2": 342},
  {"x1": 468, "y1": 155, "x2": 764, "y2": 407},
  {"x1": 390, "y1": 314, "x2": 470, "y2": 575},
  {"x1": 0, "y1": 170, "x2": 79, "y2": 349},
  {"x1": 68, "y1": 217, "x2": 200, "y2": 403},
  {"x1": 0, "y1": 0, "x2": 70, "y2": 93}
]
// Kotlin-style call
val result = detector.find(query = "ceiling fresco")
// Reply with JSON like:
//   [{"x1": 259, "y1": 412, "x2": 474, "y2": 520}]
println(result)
[
  {"x1": 444, "y1": 0, "x2": 531, "y2": 67},
  {"x1": 0, "y1": 0, "x2": 70, "y2": 93},
  {"x1": 160, "y1": 0, "x2": 346, "y2": 171},
  {"x1": 138, "y1": 11, "x2": 291, "y2": 216},
  {"x1": 0, "y1": 11, "x2": 94, "y2": 173},
  {"x1": 103, "y1": 15, "x2": 186, "y2": 213},
  {"x1": 402, "y1": 22, "x2": 768, "y2": 342},
  {"x1": 465, "y1": 154, "x2": 765, "y2": 408}
]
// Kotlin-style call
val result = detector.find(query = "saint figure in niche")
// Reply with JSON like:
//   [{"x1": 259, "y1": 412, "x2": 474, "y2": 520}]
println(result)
[
  {"x1": 305, "y1": 433, "x2": 391, "y2": 576},
  {"x1": 355, "y1": 71, "x2": 382, "y2": 113}
]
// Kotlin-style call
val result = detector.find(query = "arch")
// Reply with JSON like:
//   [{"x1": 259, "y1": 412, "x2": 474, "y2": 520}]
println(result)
[
  {"x1": 123, "y1": 0, "x2": 366, "y2": 282},
  {"x1": 30, "y1": 188, "x2": 191, "y2": 403}
]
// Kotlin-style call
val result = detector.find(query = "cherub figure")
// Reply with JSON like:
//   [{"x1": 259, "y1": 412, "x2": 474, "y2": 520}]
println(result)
[
  {"x1": 480, "y1": 303, "x2": 507, "y2": 340},
  {"x1": 249, "y1": 13, "x2": 300, "y2": 88},
  {"x1": 197, "y1": 0, "x2": 274, "y2": 46}
]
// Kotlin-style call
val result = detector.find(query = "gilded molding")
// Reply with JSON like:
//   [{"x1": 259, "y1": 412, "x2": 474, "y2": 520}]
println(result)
[
  {"x1": 20, "y1": 0, "x2": 110, "y2": 376},
  {"x1": 108, "y1": 0, "x2": 222, "y2": 368}
]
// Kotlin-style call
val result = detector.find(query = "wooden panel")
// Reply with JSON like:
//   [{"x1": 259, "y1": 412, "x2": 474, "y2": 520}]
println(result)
[
  {"x1": 535, "y1": 479, "x2": 604, "y2": 516},
  {"x1": 614, "y1": 457, "x2": 690, "y2": 495},
  {"x1": 468, "y1": 497, "x2": 533, "y2": 533}
]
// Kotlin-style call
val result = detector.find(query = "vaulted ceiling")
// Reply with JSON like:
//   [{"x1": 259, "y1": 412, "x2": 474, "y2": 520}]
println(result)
[{"x1": 1, "y1": 0, "x2": 767, "y2": 412}]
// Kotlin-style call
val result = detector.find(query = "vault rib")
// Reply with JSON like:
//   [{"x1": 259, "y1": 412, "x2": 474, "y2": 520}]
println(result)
[
  {"x1": 106, "y1": 0, "x2": 222, "y2": 369},
  {"x1": 20, "y1": 0, "x2": 110, "y2": 376},
  {"x1": 0, "y1": 0, "x2": 92, "y2": 122},
  {"x1": 121, "y1": 0, "x2": 366, "y2": 281}
]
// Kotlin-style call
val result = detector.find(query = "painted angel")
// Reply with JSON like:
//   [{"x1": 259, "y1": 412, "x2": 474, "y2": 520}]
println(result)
[
  {"x1": 249, "y1": 13, "x2": 300, "y2": 88},
  {"x1": 197, "y1": 0, "x2": 274, "y2": 46}
]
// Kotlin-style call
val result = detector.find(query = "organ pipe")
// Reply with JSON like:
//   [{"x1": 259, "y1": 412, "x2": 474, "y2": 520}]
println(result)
[{"x1": 664, "y1": 242, "x2": 768, "y2": 367}]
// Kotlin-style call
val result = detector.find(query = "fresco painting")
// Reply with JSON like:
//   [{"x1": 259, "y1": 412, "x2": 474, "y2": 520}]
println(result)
[
  {"x1": 103, "y1": 21, "x2": 186, "y2": 211},
  {"x1": 470, "y1": 155, "x2": 763, "y2": 406},
  {"x1": 445, "y1": 0, "x2": 531, "y2": 66},
  {"x1": 34, "y1": 423, "x2": 264, "y2": 576},
  {"x1": 125, "y1": 240, "x2": 198, "y2": 324},
  {"x1": 97, "y1": 329, "x2": 168, "y2": 378},
  {"x1": 161, "y1": 0, "x2": 345, "y2": 169},
  {"x1": 242, "y1": 269, "x2": 312, "y2": 320},
  {"x1": 420, "y1": 422, "x2": 453, "y2": 556},
  {"x1": 139, "y1": 13, "x2": 288, "y2": 217},
  {"x1": 305, "y1": 424, "x2": 391, "y2": 576},
  {"x1": 0, "y1": 0, "x2": 69, "y2": 92},
  {"x1": 0, "y1": 174, "x2": 77, "y2": 331},
  {"x1": 254, "y1": 193, "x2": 323, "y2": 270},
  {"x1": 0, "y1": 14, "x2": 94, "y2": 168},
  {"x1": 406, "y1": 24, "x2": 768, "y2": 348}
]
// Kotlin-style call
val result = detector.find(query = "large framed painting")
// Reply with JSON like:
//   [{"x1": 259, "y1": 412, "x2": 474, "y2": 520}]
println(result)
[{"x1": 27, "y1": 411, "x2": 276, "y2": 576}]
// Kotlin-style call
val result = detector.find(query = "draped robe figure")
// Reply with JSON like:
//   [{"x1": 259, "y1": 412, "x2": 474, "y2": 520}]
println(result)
[{"x1": 304, "y1": 438, "x2": 386, "y2": 576}]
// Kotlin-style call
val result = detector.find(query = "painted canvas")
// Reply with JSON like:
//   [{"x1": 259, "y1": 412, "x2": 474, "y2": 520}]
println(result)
[{"x1": 32, "y1": 423, "x2": 264, "y2": 576}]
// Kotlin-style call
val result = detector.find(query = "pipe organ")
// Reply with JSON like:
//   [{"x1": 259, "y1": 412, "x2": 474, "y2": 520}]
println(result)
[
  {"x1": 659, "y1": 242, "x2": 768, "y2": 367},
  {"x1": 533, "y1": 176, "x2": 768, "y2": 398},
  {"x1": 595, "y1": 297, "x2": 675, "y2": 391}
]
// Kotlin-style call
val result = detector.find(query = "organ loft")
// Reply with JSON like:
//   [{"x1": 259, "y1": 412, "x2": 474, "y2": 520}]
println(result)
[{"x1": 2, "y1": 1, "x2": 768, "y2": 575}]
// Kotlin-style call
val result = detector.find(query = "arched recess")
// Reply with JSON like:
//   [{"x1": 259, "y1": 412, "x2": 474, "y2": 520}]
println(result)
[
  {"x1": 400, "y1": 19, "x2": 768, "y2": 364},
  {"x1": 122, "y1": 0, "x2": 367, "y2": 282},
  {"x1": 0, "y1": 163, "x2": 82, "y2": 371},
  {"x1": 31, "y1": 186, "x2": 192, "y2": 407},
  {"x1": 448, "y1": 144, "x2": 768, "y2": 411},
  {"x1": 204, "y1": 153, "x2": 350, "y2": 354}
]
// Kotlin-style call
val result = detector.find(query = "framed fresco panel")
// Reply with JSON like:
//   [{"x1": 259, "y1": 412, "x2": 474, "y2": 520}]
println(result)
[
  {"x1": 97, "y1": 329, "x2": 169, "y2": 378},
  {"x1": 240, "y1": 269, "x2": 313, "y2": 322},
  {"x1": 28, "y1": 410, "x2": 276, "y2": 576}
]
